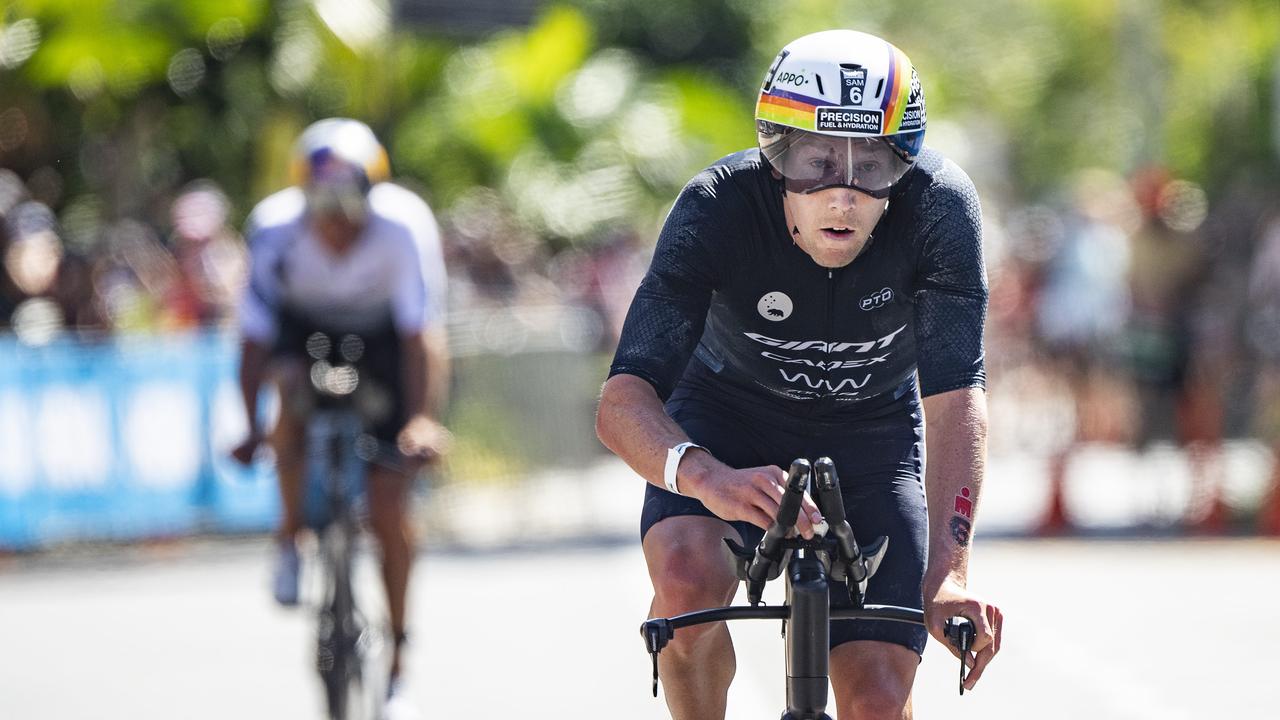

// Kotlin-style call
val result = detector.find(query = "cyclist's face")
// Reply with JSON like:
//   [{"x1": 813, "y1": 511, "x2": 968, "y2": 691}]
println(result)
[
  {"x1": 781, "y1": 184, "x2": 888, "y2": 269},
  {"x1": 310, "y1": 209, "x2": 364, "y2": 254}
]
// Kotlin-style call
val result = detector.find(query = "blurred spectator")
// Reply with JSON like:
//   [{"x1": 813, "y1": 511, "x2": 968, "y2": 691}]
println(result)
[
  {"x1": 1033, "y1": 169, "x2": 1140, "y2": 533},
  {"x1": 1126, "y1": 169, "x2": 1225, "y2": 530},
  {"x1": 0, "y1": 170, "x2": 247, "y2": 339},
  {"x1": 983, "y1": 208, "x2": 1075, "y2": 459},
  {"x1": 51, "y1": 250, "x2": 109, "y2": 334},
  {"x1": 2, "y1": 197, "x2": 71, "y2": 343},
  {"x1": 92, "y1": 219, "x2": 181, "y2": 332},
  {"x1": 551, "y1": 230, "x2": 648, "y2": 349},
  {"x1": 448, "y1": 233, "x2": 520, "y2": 304},
  {"x1": 166, "y1": 181, "x2": 248, "y2": 328},
  {"x1": 1246, "y1": 213, "x2": 1280, "y2": 534}
]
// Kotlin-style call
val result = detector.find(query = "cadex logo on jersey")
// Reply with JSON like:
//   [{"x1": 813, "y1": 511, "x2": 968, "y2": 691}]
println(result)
[{"x1": 760, "y1": 352, "x2": 889, "y2": 370}]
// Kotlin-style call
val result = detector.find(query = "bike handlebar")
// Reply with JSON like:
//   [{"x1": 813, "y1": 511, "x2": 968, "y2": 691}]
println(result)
[
  {"x1": 745, "y1": 458, "x2": 811, "y2": 604},
  {"x1": 643, "y1": 456, "x2": 980, "y2": 702},
  {"x1": 813, "y1": 457, "x2": 862, "y2": 574}
]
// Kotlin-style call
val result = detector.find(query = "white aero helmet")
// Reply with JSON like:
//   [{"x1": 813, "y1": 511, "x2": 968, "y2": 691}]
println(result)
[
  {"x1": 290, "y1": 118, "x2": 391, "y2": 221},
  {"x1": 756, "y1": 30, "x2": 926, "y2": 197}
]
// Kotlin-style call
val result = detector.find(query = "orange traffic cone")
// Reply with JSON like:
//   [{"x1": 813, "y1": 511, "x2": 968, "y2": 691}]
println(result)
[
  {"x1": 1258, "y1": 458, "x2": 1280, "y2": 536},
  {"x1": 1037, "y1": 450, "x2": 1072, "y2": 536},
  {"x1": 1185, "y1": 443, "x2": 1228, "y2": 534}
]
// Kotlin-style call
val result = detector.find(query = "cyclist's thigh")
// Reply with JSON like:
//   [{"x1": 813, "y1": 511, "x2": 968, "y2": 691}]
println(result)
[
  {"x1": 366, "y1": 466, "x2": 412, "y2": 513},
  {"x1": 266, "y1": 362, "x2": 308, "y2": 466},
  {"x1": 819, "y1": 412, "x2": 929, "y2": 655}
]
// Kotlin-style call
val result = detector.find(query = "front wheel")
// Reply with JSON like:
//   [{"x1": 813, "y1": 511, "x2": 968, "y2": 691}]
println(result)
[{"x1": 317, "y1": 520, "x2": 376, "y2": 720}]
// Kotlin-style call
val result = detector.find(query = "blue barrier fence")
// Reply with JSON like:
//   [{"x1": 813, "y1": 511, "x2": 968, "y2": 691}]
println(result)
[{"x1": 0, "y1": 331, "x2": 279, "y2": 550}]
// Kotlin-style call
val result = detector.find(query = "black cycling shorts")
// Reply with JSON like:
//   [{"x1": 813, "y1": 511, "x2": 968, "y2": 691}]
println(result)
[
  {"x1": 640, "y1": 384, "x2": 929, "y2": 655},
  {"x1": 272, "y1": 306, "x2": 406, "y2": 445}
]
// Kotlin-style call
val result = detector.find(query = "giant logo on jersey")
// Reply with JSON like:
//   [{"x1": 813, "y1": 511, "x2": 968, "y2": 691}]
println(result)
[{"x1": 745, "y1": 324, "x2": 907, "y2": 399}]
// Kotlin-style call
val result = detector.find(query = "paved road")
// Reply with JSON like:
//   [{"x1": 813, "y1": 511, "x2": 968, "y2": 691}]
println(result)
[{"x1": 1, "y1": 536, "x2": 1277, "y2": 719}]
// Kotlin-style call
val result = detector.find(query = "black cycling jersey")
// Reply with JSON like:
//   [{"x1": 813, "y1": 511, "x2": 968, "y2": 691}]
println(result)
[{"x1": 609, "y1": 147, "x2": 987, "y2": 420}]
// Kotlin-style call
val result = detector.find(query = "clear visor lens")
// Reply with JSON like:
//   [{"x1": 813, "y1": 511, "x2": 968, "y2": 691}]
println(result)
[{"x1": 763, "y1": 132, "x2": 912, "y2": 197}]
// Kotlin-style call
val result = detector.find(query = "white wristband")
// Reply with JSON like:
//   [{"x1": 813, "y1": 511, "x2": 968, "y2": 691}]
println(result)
[{"x1": 664, "y1": 442, "x2": 704, "y2": 495}]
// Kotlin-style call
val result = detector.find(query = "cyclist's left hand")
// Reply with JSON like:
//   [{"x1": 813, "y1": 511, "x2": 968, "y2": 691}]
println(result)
[
  {"x1": 924, "y1": 577, "x2": 1003, "y2": 691},
  {"x1": 396, "y1": 414, "x2": 452, "y2": 464}
]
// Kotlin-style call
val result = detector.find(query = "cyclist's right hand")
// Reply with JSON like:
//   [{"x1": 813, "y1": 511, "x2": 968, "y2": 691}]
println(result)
[
  {"x1": 230, "y1": 432, "x2": 264, "y2": 466},
  {"x1": 686, "y1": 463, "x2": 823, "y2": 538}
]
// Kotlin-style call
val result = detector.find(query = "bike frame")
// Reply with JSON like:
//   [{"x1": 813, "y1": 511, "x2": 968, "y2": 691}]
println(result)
[{"x1": 307, "y1": 409, "x2": 377, "y2": 720}]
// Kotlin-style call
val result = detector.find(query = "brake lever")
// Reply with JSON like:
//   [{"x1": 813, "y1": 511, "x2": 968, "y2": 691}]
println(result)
[
  {"x1": 641, "y1": 619, "x2": 674, "y2": 697},
  {"x1": 943, "y1": 616, "x2": 976, "y2": 695}
]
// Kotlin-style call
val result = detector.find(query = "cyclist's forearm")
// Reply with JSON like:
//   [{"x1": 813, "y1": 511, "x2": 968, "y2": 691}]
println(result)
[
  {"x1": 921, "y1": 386, "x2": 988, "y2": 592},
  {"x1": 596, "y1": 373, "x2": 718, "y2": 492},
  {"x1": 238, "y1": 339, "x2": 271, "y2": 436},
  {"x1": 401, "y1": 327, "x2": 450, "y2": 420},
  {"x1": 419, "y1": 324, "x2": 450, "y2": 415}
]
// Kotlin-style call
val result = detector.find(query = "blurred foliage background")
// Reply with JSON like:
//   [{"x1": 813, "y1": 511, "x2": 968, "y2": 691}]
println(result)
[
  {"x1": 3, "y1": 0, "x2": 1276, "y2": 245},
  {"x1": 3, "y1": 0, "x2": 1280, "y2": 531}
]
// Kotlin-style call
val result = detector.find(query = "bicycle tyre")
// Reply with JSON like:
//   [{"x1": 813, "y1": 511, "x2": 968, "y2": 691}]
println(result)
[{"x1": 318, "y1": 519, "x2": 373, "y2": 720}]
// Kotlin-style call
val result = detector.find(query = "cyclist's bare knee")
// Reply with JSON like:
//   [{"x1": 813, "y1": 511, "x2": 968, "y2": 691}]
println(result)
[
  {"x1": 831, "y1": 641, "x2": 916, "y2": 720},
  {"x1": 643, "y1": 516, "x2": 738, "y2": 619},
  {"x1": 838, "y1": 691, "x2": 911, "y2": 720}
]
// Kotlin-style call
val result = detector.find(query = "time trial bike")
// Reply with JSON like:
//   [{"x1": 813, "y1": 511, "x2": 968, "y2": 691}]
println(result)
[
  {"x1": 297, "y1": 329, "x2": 408, "y2": 720},
  {"x1": 641, "y1": 457, "x2": 975, "y2": 720}
]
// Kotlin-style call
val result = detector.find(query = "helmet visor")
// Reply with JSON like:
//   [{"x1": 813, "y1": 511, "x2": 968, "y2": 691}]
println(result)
[
  {"x1": 304, "y1": 152, "x2": 371, "y2": 223},
  {"x1": 761, "y1": 131, "x2": 913, "y2": 198}
]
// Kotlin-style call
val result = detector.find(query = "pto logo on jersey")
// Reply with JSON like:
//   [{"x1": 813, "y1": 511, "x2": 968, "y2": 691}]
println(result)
[
  {"x1": 859, "y1": 287, "x2": 893, "y2": 311},
  {"x1": 757, "y1": 292, "x2": 793, "y2": 321}
]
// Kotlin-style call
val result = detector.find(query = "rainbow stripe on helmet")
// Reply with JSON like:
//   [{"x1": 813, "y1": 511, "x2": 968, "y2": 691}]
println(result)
[
  {"x1": 877, "y1": 45, "x2": 914, "y2": 135},
  {"x1": 756, "y1": 88, "x2": 823, "y2": 131}
]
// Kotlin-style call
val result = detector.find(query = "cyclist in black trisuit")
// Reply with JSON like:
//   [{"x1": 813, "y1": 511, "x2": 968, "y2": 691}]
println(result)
[{"x1": 596, "y1": 29, "x2": 1003, "y2": 719}]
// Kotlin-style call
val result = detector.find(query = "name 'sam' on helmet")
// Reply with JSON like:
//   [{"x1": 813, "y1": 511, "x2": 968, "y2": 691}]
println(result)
[{"x1": 756, "y1": 30, "x2": 926, "y2": 197}]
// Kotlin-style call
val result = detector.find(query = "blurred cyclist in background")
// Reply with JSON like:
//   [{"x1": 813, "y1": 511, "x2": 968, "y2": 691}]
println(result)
[{"x1": 231, "y1": 118, "x2": 451, "y2": 713}]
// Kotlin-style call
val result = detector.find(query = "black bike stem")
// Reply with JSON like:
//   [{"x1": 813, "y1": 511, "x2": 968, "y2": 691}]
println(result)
[{"x1": 786, "y1": 552, "x2": 830, "y2": 719}]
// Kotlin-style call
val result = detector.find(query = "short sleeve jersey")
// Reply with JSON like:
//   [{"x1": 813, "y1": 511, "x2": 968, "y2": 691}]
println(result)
[
  {"x1": 608, "y1": 147, "x2": 987, "y2": 420},
  {"x1": 239, "y1": 182, "x2": 448, "y2": 344}
]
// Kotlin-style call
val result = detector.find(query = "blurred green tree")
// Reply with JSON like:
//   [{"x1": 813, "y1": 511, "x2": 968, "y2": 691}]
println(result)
[{"x1": 0, "y1": 0, "x2": 1275, "y2": 245}]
